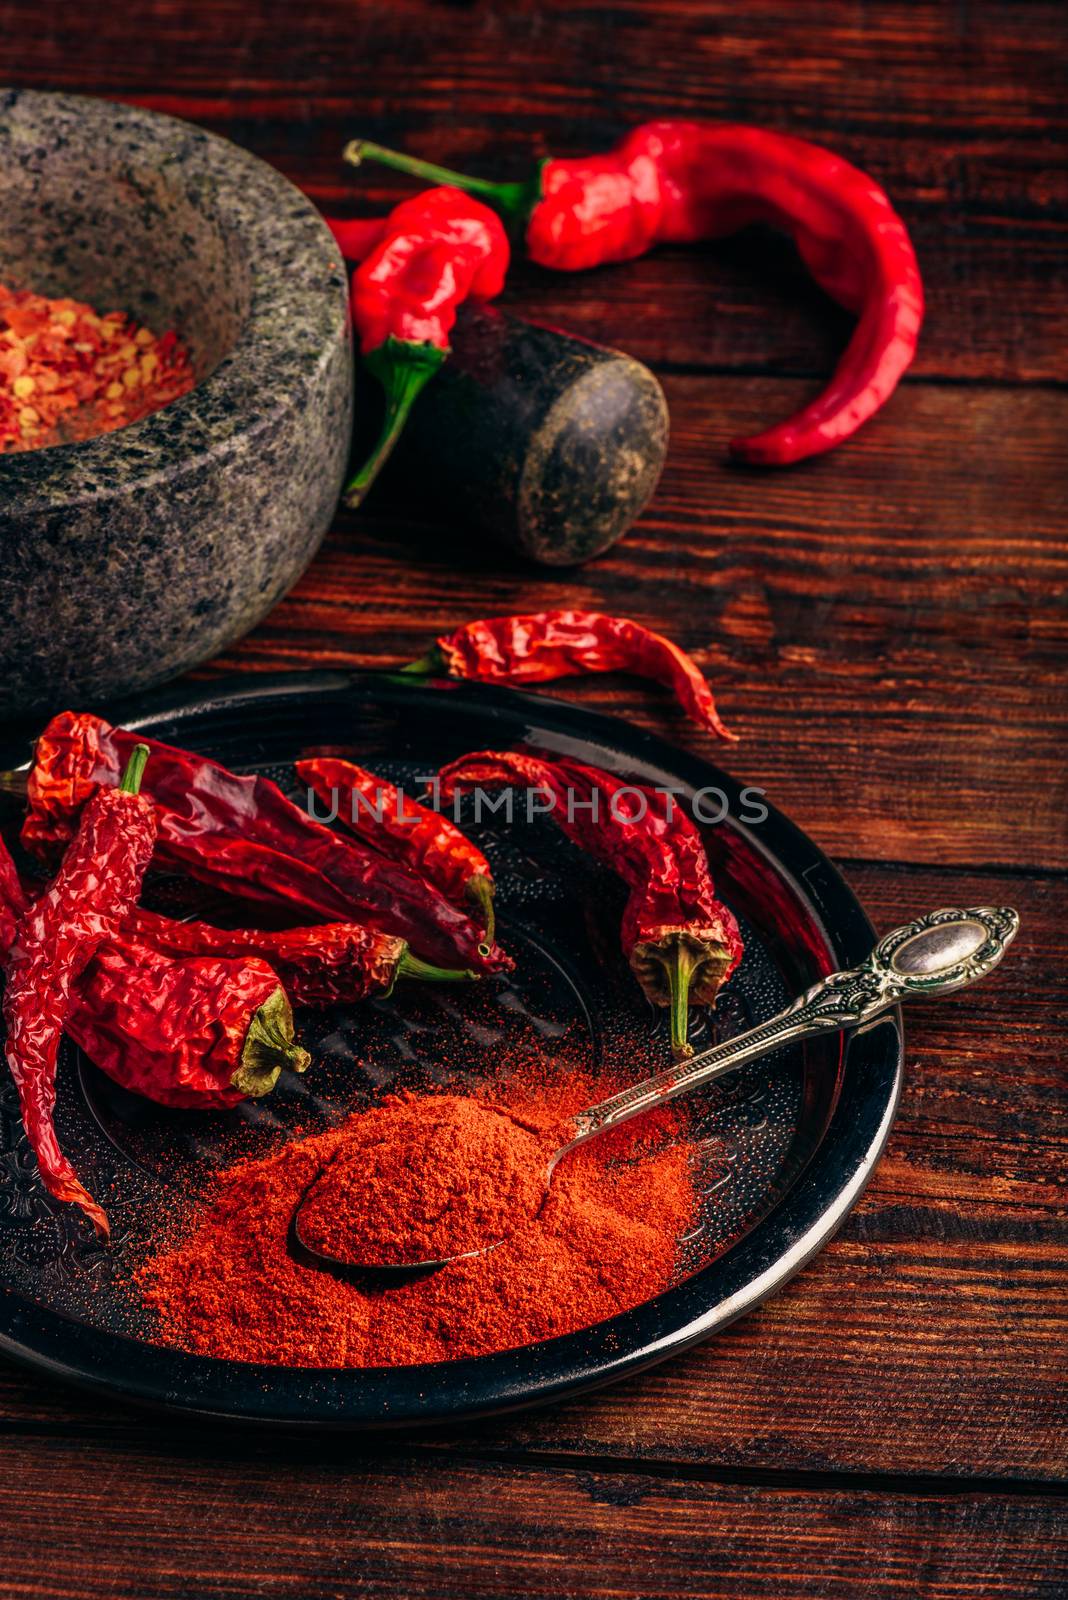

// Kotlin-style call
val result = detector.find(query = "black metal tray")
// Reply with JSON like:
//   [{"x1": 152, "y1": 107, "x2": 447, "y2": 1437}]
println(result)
[{"x1": 0, "y1": 671, "x2": 902, "y2": 1428}]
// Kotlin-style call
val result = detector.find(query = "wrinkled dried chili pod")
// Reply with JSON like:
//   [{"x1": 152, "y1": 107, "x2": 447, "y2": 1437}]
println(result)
[
  {"x1": 121, "y1": 907, "x2": 474, "y2": 1008},
  {"x1": 439, "y1": 749, "x2": 743, "y2": 1058},
  {"x1": 70, "y1": 939, "x2": 310, "y2": 1110},
  {"x1": 0, "y1": 745, "x2": 157, "y2": 1236},
  {"x1": 295, "y1": 756, "x2": 496, "y2": 945}
]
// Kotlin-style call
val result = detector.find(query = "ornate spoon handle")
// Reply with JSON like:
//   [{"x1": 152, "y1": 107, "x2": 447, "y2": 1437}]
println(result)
[{"x1": 565, "y1": 906, "x2": 1019, "y2": 1149}]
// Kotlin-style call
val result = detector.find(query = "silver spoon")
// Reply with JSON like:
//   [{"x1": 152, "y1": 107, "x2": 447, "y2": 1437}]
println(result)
[{"x1": 291, "y1": 905, "x2": 1019, "y2": 1281}]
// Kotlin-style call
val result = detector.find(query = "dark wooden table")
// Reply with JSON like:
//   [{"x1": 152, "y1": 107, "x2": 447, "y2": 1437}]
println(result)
[{"x1": 1, "y1": 3, "x2": 1065, "y2": 1596}]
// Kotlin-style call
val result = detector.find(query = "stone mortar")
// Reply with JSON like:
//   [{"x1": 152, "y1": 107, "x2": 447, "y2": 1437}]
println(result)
[{"x1": 0, "y1": 89, "x2": 353, "y2": 721}]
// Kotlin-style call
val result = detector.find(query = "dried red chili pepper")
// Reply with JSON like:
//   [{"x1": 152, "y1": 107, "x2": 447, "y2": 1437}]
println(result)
[
  {"x1": 296, "y1": 756, "x2": 496, "y2": 945},
  {"x1": 1, "y1": 746, "x2": 157, "y2": 1236},
  {"x1": 121, "y1": 907, "x2": 472, "y2": 1007},
  {"x1": 404, "y1": 610, "x2": 733, "y2": 741},
  {"x1": 342, "y1": 186, "x2": 510, "y2": 506},
  {"x1": 70, "y1": 940, "x2": 309, "y2": 1110},
  {"x1": 440, "y1": 750, "x2": 742, "y2": 1058},
  {"x1": 0, "y1": 842, "x2": 311, "y2": 1110},
  {"x1": 3, "y1": 712, "x2": 506, "y2": 975},
  {"x1": 347, "y1": 123, "x2": 923, "y2": 464}
]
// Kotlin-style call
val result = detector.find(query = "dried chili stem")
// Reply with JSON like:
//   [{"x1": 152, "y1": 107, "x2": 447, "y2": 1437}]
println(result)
[
  {"x1": 398, "y1": 647, "x2": 446, "y2": 677},
  {"x1": 233, "y1": 987, "x2": 310, "y2": 1098},
  {"x1": 0, "y1": 769, "x2": 30, "y2": 799},
  {"x1": 396, "y1": 951, "x2": 478, "y2": 985},
  {"x1": 657, "y1": 940, "x2": 703, "y2": 1062},
  {"x1": 119, "y1": 744, "x2": 150, "y2": 794},
  {"x1": 466, "y1": 873, "x2": 496, "y2": 946}
]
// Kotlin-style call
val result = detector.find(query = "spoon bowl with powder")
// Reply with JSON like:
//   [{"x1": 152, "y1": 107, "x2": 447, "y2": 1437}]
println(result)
[{"x1": 293, "y1": 906, "x2": 1018, "y2": 1280}]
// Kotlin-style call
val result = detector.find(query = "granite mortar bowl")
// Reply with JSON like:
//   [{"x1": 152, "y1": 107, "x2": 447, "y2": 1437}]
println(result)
[{"x1": 0, "y1": 89, "x2": 353, "y2": 721}]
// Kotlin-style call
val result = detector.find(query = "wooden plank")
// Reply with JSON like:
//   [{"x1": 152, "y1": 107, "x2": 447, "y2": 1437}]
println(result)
[
  {"x1": 0, "y1": 1436, "x2": 1062, "y2": 1600},
  {"x1": 0, "y1": 864, "x2": 1061, "y2": 1483},
  {"x1": 3, "y1": 2, "x2": 1065, "y2": 380},
  {"x1": 0, "y1": 6, "x2": 1064, "y2": 1586},
  {"x1": 202, "y1": 377, "x2": 1068, "y2": 870},
  {"x1": 10, "y1": 0, "x2": 1066, "y2": 135}
]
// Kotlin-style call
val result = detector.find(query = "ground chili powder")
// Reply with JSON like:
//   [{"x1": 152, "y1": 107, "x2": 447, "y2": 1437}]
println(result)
[
  {"x1": 295, "y1": 1092, "x2": 551, "y2": 1266},
  {"x1": 135, "y1": 1064, "x2": 697, "y2": 1367}
]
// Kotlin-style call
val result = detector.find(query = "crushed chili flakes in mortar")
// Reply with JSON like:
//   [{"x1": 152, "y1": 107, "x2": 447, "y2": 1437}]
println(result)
[
  {"x1": 135, "y1": 1064, "x2": 697, "y2": 1367},
  {"x1": 0, "y1": 282, "x2": 193, "y2": 452}
]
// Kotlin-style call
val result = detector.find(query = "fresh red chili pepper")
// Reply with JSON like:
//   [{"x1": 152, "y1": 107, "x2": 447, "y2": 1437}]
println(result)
[
  {"x1": 347, "y1": 123, "x2": 923, "y2": 464},
  {"x1": 439, "y1": 749, "x2": 742, "y2": 1058},
  {"x1": 296, "y1": 756, "x2": 496, "y2": 945},
  {"x1": 3, "y1": 712, "x2": 506, "y2": 975},
  {"x1": 342, "y1": 186, "x2": 510, "y2": 506},
  {"x1": 324, "y1": 215, "x2": 388, "y2": 262},
  {"x1": 403, "y1": 610, "x2": 733, "y2": 742},
  {"x1": 1, "y1": 746, "x2": 157, "y2": 1236},
  {"x1": 70, "y1": 939, "x2": 309, "y2": 1110},
  {"x1": 120, "y1": 908, "x2": 473, "y2": 1007}
]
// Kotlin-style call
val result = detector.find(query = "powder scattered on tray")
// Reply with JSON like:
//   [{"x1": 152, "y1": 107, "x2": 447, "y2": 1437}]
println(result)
[
  {"x1": 135, "y1": 1059, "x2": 698, "y2": 1368},
  {"x1": 0, "y1": 282, "x2": 193, "y2": 452}
]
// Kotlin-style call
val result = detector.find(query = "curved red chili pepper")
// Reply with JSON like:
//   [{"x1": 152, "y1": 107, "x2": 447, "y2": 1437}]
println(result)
[
  {"x1": 296, "y1": 755, "x2": 496, "y2": 945},
  {"x1": 343, "y1": 187, "x2": 510, "y2": 506},
  {"x1": 121, "y1": 908, "x2": 474, "y2": 1006},
  {"x1": 404, "y1": 610, "x2": 733, "y2": 742},
  {"x1": 439, "y1": 749, "x2": 742, "y2": 1058},
  {"x1": 6, "y1": 712, "x2": 508, "y2": 975},
  {"x1": 1, "y1": 746, "x2": 157, "y2": 1236},
  {"x1": 324, "y1": 215, "x2": 388, "y2": 262},
  {"x1": 347, "y1": 124, "x2": 923, "y2": 464}
]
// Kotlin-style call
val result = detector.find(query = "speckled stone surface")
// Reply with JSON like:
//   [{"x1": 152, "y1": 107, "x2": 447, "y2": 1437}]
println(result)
[{"x1": 0, "y1": 89, "x2": 353, "y2": 719}]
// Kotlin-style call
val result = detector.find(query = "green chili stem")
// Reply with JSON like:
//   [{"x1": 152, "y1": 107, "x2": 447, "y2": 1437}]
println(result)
[
  {"x1": 233, "y1": 988, "x2": 310, "y2": 1098},
  {"x1": 398, "y1": 646, "x2": 446, "y2": 677},
  {"x1": 344, "y1": 338, "x2": 447, "y2": 509},
  {"x1": 396, "y1": 950, "x2": 479, "y2": 985},
  {"x1": 118, "y1": 744, "x2": 150, "y2": 795},
  {"x1": 466, "y1": 873, "x2": 496, "y2": 947},
  {"x1": 343, "y1": 140, "x2": 542, "y2": 229},
  {"x1": 660, "y1": 941, "x2": 704, "y2": 1061}
]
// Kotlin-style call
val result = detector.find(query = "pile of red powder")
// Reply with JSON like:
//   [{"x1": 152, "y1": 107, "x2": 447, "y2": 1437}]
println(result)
[
  {"x1": 135, "y1": 1062, "x2": 697, "y2": 1368},
  {"x1": 295, "y1": 1092, "x2": 551, "y2": 1267},
  {"x1": 0, "y1": 282, "x2": 193, "y2": 452}
]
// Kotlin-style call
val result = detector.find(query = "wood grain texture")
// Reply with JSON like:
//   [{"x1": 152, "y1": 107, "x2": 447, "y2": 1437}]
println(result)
[
  {"x1": 3, "y1": 0, "x2": 1065, "y2": 380},
  {"x1": 0, "y1": 1438, "x2": 1062, "y2": 1600},
  {"x1": 0, "y1": 0, "x2": 1065, "y2": 1593},
  {"x1": 208, "y1": 377, "x2": 1068, "y2": 869}
]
